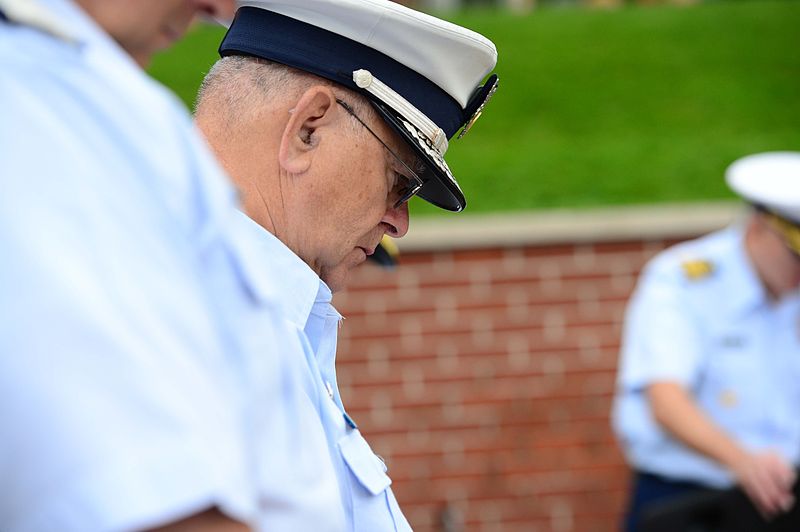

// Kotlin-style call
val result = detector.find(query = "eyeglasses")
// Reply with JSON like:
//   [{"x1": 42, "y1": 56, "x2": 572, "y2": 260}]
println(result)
[{"x1": 336, "y1": 99, "x2": 424, "y2": 209}]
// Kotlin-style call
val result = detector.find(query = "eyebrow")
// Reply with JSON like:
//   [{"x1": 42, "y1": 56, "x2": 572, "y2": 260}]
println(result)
[
  {"x1": 385, "y1": 144, "x2": 423, "y2": 178},
  {"x1": 394, "y1": 154, "x2": 426, "y2": 183},
  {"x1": 382, "y1": 131, "x2": 425, "y2": 176},
  {"x1": 396, "y1": 150, "x2": 425, "y2": 176}
]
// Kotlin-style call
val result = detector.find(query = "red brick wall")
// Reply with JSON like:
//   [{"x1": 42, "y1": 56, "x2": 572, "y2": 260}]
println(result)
[{"x1": 335, "y1": 237, "x2": 685, "y2": 531}]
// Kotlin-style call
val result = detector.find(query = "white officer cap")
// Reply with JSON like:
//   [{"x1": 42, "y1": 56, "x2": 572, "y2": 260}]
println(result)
[
  {"x1": 220, "y1": 0, "x2": 499, "y2": 212},
  {"x1": 726, "y1": 151, "x2": 800, "y2": 253}
]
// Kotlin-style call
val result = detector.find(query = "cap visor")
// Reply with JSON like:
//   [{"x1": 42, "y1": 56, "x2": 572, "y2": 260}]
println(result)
[{"x1": 370, "y1": 101, "x2": 466, "y2": 212}]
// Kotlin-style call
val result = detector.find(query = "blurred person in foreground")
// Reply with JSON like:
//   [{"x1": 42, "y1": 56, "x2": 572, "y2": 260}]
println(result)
[
  {"x1": 193, "y1": 1, "x2": 498, "y2": 528},
  {"x1": 0, "y1": 0, "x2": 353, "y2": 530},
  {"x1": 612, "y1": 152, "x2": 800, "y2": 531}
]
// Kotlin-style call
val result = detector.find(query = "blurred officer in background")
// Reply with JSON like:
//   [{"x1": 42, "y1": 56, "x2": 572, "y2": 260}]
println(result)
[
  {"x1": 194, "y1": 1, "x2": 499, "y2": 529},
  {"x1": 0, "y1": 0, "x2": 348, "y2": 530},
  {"x1": 612, "y1": 152, "x2": 800, "y2": 531},
  {"x1": 369, "y1": 236, "x2": 401, "y2": 269}
]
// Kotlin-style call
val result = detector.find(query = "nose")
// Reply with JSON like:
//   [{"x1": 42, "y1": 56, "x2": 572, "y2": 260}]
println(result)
[
  {"x1": 195, "y1": 0, "x2": 237, "y2": 19},
  {"x1": 382, "y1": 201, "x2": 410, "y2": 238}
]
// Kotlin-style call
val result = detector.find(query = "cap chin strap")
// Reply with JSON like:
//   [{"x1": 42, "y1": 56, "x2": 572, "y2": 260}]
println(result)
[{"x1": 353, "y1": 69, "x2": 449, "y2": 155}]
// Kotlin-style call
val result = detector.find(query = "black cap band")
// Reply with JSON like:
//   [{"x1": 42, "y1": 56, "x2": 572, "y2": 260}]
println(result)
[{"x1": 220, "y1": 7, "x2": 464, "y2": 137}]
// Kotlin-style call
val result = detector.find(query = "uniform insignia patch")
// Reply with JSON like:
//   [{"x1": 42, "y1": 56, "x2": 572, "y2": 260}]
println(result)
[
  {"x1": 681, "y1": 260, "x2": 715, "y2": 280},
  {"x1": 719, "y1": 390, "x2": 738, "y2": 408}
]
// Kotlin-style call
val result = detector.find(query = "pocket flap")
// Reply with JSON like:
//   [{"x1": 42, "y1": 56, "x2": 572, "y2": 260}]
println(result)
[{"x1": 338, "y1": 430, "x2": 391, "y2": 495}]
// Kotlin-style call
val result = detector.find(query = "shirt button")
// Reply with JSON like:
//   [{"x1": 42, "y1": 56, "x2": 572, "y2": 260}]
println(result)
[{"x1": 325, "y1": 381, "x2": 334, "y2": 400}]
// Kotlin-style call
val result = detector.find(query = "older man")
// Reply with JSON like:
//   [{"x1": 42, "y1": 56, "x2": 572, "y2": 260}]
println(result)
[
  {"x1": 194, "y1": 1, "x2": 499, "y2": 529},
  {"x1": 613, "y1": 152, "x2": 800, "y2": 531},
  {"x1": 0, "y1": 0, "x2": 350, "y2": 530}
]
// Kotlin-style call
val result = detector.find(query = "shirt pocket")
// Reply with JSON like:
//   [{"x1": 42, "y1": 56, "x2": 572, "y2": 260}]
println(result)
[
  {"x1": 338, "y1": 430, "x2": 412, "y2": 531},
  {"x1": 699, "y1": 346, "x2": 764, "y2": 435},
  {"x1": 338, "y1": 429, "x2": 391, "y2": 495}
]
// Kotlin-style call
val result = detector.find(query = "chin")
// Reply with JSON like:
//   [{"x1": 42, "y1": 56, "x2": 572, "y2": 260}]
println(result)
[
  {"x1": 323, "y1": 274, "x2": 348, "y2": 294},
  {"x1": 321, "y1": 267, "x2": 351, "y2": 294},
  {"x1": 322, "y1": 249, "x2": 368, "y2": 293}
]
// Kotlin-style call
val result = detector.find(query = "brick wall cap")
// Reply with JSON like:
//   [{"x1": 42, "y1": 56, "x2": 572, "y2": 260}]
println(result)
[{"x1": 400, "y1": 201, "x2": 743, "y2": 251}]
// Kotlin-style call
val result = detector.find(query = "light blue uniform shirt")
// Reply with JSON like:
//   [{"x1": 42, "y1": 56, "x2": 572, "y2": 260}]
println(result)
[
  {"x1": 0, "y1": 1, "x2": 343, "y2": 530},
  {"x1": 612, "y1": 226, "x2": 800, "y2": 487},
  {"x1": 235, "y1": 212, "x2": 413, "y2": 532}
]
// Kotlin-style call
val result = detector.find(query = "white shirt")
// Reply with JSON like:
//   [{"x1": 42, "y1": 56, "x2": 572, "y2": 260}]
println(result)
[
  {"x1": 612, "y1": 225, "x2": 800, "y2": 487},
  {"x1": 235, "y1": 212, "x2": 413, "y2": 531},
  {"x1": 0, "y1": 1, "x2": 342, "y2": 530}
]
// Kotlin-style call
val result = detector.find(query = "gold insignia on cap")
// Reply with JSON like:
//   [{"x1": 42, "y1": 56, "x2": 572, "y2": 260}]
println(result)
[
  {"x1": 459, "y1": 108, "x2": 484, "y2": 139},
  {"x1": 719, "y1": 390, "x2": 738, "y2": 408},
  {"x1": 681, "y1": 259, "x2": 715, "y2": 280},
  {"x1": 458, "y1": 76, "x2": 499, "y2": 139}
]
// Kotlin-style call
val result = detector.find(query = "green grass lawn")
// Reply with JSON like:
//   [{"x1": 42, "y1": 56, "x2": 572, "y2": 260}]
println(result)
[{"x1": 149, "y1": 0, "x2": 800, "y2": 216}]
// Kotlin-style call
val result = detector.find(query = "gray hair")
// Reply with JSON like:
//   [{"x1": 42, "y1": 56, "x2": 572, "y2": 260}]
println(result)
[{"x1": 195, "y1": 55, "x2": 374, "y2": 134}]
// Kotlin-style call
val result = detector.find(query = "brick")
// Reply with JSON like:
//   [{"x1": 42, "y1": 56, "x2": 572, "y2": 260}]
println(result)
[
  {"x1": 505, "y1": 333, "x2": 532, "y2": 371},
  {"x1": 549, "y1": 498, "x2": 574, "y2": 532},
  {"x1": 501, "y1": 247, "x2": 529, "y2": 275},
  {"x1": 366, "y1": 341, "x2": 391, "y2": 378},
  {"x1": 451, "y1": 247, "x2": 507, "y2": 262},
  {"x1": 401, "y1": 364, "x2": 426, "y2": 401},
  {"x1": 431, "y1": 251, "x2": 457, "y2": 276},
  {"x1": 369, "y1": 391, "x2": 394, "y2": 428},
  {"x1": 434, "y1": 291, "x2": 459, "y2": 328},
  {"x1": 572, "y1": 243, "x2": 596, "y2": 272},
  {"x1": 524, "y1": 243, "x2": 582, "y2": 258}
]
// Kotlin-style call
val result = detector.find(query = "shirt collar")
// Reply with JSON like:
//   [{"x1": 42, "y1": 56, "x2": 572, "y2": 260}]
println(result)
[{"x1": 233, "y1": 210, "x2": 331, "y2": 328}]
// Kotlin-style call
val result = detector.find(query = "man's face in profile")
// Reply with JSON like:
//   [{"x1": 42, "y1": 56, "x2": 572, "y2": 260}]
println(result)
[
  {"x1": 80, "y1": 0, "x2": 235, "y2": 66},
  {"x1": 303, "y1": 102, "x2": 417, "y2": 293}
]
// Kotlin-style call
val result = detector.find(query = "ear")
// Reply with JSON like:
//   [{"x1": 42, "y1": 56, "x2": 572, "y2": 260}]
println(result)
[{"x1": 278, "y1": 86, "x2": 339, "y2": 175}]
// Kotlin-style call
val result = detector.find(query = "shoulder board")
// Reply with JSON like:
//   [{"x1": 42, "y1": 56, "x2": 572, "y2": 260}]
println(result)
[{"x1": 681, "y1": 259, "x2": 715, "y2": 281}]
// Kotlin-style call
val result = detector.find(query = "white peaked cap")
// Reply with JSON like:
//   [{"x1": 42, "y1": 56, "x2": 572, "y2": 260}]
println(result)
[{"x1": 726, "y1": 151, "x2": 800, "y2": 223}]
